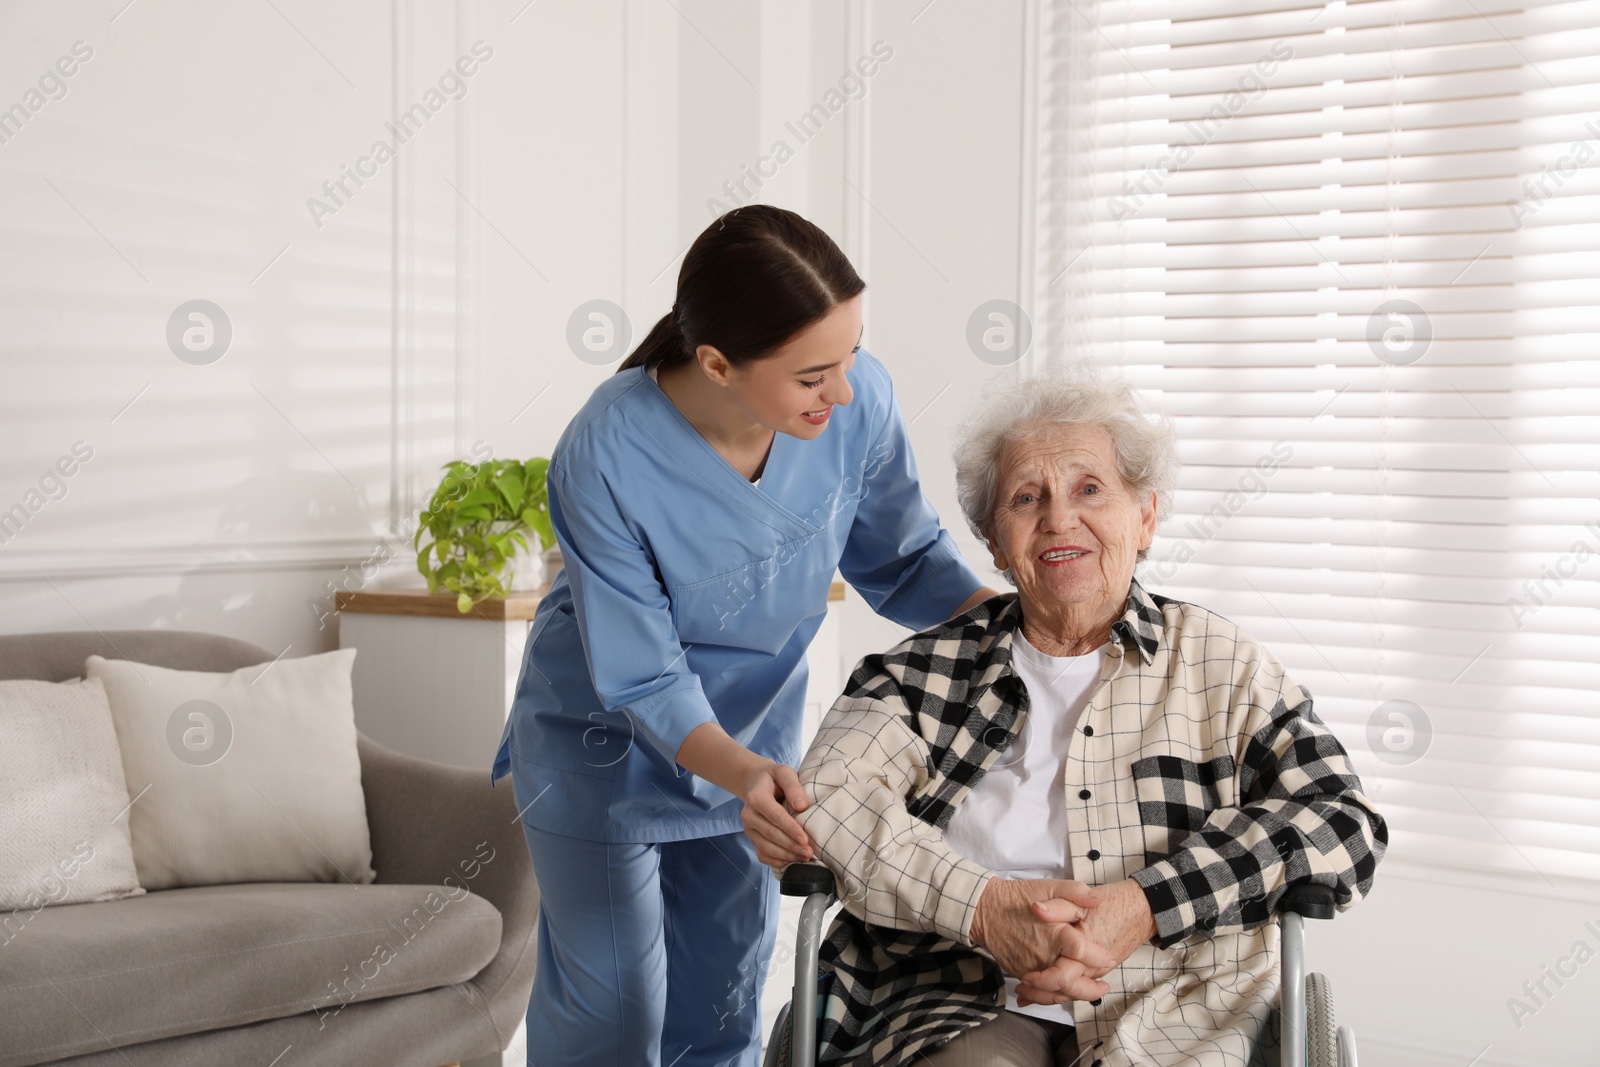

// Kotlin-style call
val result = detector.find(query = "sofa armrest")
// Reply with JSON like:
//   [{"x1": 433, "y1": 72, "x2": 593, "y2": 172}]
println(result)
[{"x1": 357, "y1": 732, "x2": 538, "y2": 1047}]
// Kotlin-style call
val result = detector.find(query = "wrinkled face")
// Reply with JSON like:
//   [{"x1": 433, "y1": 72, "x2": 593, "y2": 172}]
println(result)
[
  {"x1": 985, "y1": 423, "x2": 1157, "y2": 621},
  {"x1": 701, "y1": 294, "x2": 862, "y2": 440}
]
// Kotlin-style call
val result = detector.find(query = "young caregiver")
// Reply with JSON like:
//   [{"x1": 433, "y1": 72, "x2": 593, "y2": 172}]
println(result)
[{"x1": 491, "y1": 204, "x2": 998, "y2": 1067}]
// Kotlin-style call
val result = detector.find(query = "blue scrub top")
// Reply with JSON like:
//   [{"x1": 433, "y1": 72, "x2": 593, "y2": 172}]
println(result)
[{"x1": 491, "y1": 347, "x2": 985, "y2": 842}]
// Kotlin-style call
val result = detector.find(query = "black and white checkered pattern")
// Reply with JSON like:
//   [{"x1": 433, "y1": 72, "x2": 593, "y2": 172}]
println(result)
[{"x1": 793, "y1": 579, "x2": 1388, "y2": 1067}]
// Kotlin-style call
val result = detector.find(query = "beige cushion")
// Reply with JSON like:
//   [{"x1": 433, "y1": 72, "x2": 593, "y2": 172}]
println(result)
[
  {"x1": 0, "y1": 881, "x2": 502, "y2": 1066},
  {"x1": 85, "y1": 649, "x2": 375, "y2": 890},
  {"x1": 0, "y1": 678, "x2": 144, "y2": 912}
]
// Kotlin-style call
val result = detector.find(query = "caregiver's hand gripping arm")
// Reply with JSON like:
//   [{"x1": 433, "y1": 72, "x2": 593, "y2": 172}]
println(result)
[
  {"x1": 676, "y1": 585, "x2": 995, "y2": 869},
  {"x1": 698, "y1": 589, "x2": 1000, "y2": 868},
  {"x1": 676, "y1": 723, "x2": 816, "y2": 867},
  {"x1": 677, "y1": 553, "x2": 991, "y2": 869}
]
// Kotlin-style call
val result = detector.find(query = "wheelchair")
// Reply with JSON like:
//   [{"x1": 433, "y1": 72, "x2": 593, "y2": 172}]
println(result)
[{"x1": 763, "y1": 865, "x2": 1357, "y2": 1067}]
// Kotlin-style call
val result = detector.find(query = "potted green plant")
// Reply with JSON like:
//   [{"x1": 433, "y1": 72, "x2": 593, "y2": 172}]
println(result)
[{"x1": 414, "y1": 457, "x2": 556, "y2": 613}]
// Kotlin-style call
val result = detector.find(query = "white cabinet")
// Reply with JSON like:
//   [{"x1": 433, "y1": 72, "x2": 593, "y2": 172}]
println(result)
[{"x1": 335, "y1": 589, "x2": 542, "y2": 772}]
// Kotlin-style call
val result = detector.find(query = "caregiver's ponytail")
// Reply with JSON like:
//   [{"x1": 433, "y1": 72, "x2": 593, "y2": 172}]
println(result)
[
  {"x1": 621, "y1": 303, "x2": 691, "y2": 371},
  {"x1": 617, "y1": 205, "x2": 865, "y2": 373}
]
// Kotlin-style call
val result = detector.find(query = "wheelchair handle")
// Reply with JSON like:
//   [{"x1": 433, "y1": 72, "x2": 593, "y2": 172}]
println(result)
[
  {"x1": 1279, "y1": 884, "x2": 1338, "y2": 1067},
  {"x1": 781, "y1": 862, "x2": 836, "y2": 898},
  {"x1": 1280, "y1": 882, "x2": 1337, "y2": 920},
  {"x1": 778, "y1": 863, "x2": 836, "y2": 1067}
]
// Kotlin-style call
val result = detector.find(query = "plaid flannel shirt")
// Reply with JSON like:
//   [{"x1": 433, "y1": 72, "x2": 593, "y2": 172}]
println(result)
[{"x1": 792, "y1": 579, "x2": 1387, "y2": 1067}]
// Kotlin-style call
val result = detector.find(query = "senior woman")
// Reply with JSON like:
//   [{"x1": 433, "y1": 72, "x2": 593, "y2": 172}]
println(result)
[{"x1": 790, "y1": 362, "x2": 1387, "y2": 1067}]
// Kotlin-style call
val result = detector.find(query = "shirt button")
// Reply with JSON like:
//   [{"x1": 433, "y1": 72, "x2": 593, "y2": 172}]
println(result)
[
  {"x1": 1078, "y1": 789, "x2": 1091, "y2": 800},
  {"x1": 1087, "y1": 849, "x2": 1101, "y2": 861},
  {"x1": 1083, "y1": 725, "x2": 1094, "y2": 736}
]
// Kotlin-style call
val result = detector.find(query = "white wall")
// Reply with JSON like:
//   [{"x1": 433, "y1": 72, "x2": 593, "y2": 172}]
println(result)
[
  {"x1": 4, "y1": 3, "x2": 1595, "y2": 1066},
  {"x1": 2, "y1": 0, "x2": 505, "y2": 647},
  {"x1": 827, "y1": 0, "x2": 1031, "y2": 664},
  {"x1": 1310, "y1": 870, "x2": 1600, "y2": 1067}
]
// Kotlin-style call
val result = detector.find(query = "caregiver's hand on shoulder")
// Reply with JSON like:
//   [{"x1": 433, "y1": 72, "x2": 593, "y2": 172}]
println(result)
[
  {"x1": 1015, "y1": 878, "x2": 1157, "y2": 1006},
  {"x1": 969, "y1": 878, "x2": 1113, "y2": 1001}
]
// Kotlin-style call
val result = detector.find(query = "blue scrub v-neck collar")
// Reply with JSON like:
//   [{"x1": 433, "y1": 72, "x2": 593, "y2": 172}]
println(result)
[{"x1": 634, "y1": 365, "x2": 818, "y2": 537}]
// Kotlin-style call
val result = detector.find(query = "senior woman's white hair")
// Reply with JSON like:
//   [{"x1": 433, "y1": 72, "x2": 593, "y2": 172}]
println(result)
[{"x1": 953, "y1": 359, "x2": 1180, "y2": 573}]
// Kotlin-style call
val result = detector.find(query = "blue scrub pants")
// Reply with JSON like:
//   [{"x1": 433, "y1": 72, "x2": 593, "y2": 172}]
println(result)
[{"x1": 515, "y1": 814, "x2": 780, "y2": 1066}]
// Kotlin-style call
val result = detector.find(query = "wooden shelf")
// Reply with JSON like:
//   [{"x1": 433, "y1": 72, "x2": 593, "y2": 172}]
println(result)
[
  {"x1": 335, "y1": 588, "x2": 548, "y2": 621},
  {"x1": 336, "y1": 581, "x2": 847, "y2": 622}
]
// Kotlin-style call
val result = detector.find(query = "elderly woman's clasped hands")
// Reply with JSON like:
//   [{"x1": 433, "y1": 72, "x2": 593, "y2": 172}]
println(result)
[{"x1": 969, "y1": 876, "x2": 1157, "y2": 1008}]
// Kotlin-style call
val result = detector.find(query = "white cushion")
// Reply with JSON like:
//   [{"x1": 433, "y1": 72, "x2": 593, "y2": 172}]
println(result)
[
  {"x1": 0, "y1": 678, "x2": 144, "y2": 912},
  {"x1": 85, "y1": 649, "x2": 376, "y2": 890}
]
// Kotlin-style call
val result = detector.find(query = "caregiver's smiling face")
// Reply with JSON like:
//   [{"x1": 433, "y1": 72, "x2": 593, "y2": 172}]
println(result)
[
  {"x1": 986, "y1": 422, "x2": 1157, "y2": 632},
  {"x1": 723, "y1": 294, "x2": 862, "y2": 440}
]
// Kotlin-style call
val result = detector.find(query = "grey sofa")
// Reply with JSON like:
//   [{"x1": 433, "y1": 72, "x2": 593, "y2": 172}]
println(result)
[{"x1": 0, "y1": 630, "x2": 539, "y2": 1067}]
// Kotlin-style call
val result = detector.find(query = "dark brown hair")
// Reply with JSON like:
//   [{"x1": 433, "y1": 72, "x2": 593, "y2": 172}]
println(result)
[{"x1": 617, "y1": 205, "x2": 865, "y2": 373}]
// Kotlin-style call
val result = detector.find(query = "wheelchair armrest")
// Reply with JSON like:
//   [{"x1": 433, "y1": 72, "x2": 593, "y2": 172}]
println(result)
[
  {"x1": 1280, "y1": 882, "x2": 1337, "y2": 920},
  {"x1": 781, "y1": 862, "x2": 836, "y2": 898}
]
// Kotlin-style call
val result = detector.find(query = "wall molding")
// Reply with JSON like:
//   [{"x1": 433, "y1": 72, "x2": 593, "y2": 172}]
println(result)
[
  {"x1": 0, "y1": 535, "x2": 412, "y2": 581},
  {"x1": 842, "y1": 0, "x2": 872, "y2": 330},
  {"x1": 454, "y1": 0, "x2": 479, "y2": 464},
  {"x1": 1016, "y1": 0, "x2": 1044, "y2": 379},
  {"x1": 388, "y1": 0, "x2": 413, "y2": 543},
  {"x1": 622, "y1": 3, "x2": 681, "y2": 329}
]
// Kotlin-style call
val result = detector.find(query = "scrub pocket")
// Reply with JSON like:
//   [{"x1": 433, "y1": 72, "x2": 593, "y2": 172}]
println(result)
[{"x1": 668, "y1": 534, "x2": 831, "y2": 659}]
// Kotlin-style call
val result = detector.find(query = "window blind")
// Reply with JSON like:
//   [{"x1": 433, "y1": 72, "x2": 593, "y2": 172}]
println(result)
[{"x1": 1033, "y1": 0, "x2": 1600, "y2": 899}]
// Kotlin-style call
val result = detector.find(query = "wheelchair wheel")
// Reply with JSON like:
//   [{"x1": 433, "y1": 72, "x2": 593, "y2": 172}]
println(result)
[
  {"x1": 763, "y1": 1002, "x2": 794, "y2": 1067},
  {"x1": 1306, "y1": 972, "x2": 1337, "y2": 1067},
  {"x1": 1337, "y1": 1023, "x2": 1359, "y2": 1067}
]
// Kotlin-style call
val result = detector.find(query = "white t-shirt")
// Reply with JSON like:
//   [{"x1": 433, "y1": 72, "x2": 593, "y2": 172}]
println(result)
[
  {"x1": 647, "y1": 362, "x2": 761, "y2": 486},
  {"x1": 942, "y1": 629, "x2": 1107, "y2": 1026}
]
